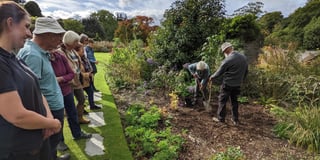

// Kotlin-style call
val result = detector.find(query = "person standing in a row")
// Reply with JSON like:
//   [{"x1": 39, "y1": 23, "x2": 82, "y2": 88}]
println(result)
[
  {"x1": 17, "y1": 17, "x2": 71, "y2": 160},
  {"x1": 0, "y1": 3, "x2": 62, "y2": 159},
  {"x1": 85, "y1": 39, "x2": 99, "y2": 92}
]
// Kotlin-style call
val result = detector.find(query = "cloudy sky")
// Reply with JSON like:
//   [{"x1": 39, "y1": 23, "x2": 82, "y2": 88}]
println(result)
[{"x1": 28, "y1": 0, "x2": 307, "y2": 24}]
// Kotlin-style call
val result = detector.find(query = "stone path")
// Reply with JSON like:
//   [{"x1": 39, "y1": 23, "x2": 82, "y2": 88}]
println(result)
[{"x1": 84, "y1": 92, "x2": 107, "y2": 156}]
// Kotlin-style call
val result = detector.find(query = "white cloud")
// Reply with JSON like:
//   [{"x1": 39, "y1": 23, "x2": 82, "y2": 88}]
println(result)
[
  {"x1": 225, "y1": 0, "x2": 308, "y2": 16},
  {"x1": 28, "y1": 0, "x2": 307, "y2": 24}
]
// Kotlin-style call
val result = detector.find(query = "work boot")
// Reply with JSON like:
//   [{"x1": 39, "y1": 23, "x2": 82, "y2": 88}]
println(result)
[
  {"x1": 77, "y1": 105, "x2": 90, "y2": 124},
  {"x1": 231, "y1": 118, "x2": 240, "y2": 126}
]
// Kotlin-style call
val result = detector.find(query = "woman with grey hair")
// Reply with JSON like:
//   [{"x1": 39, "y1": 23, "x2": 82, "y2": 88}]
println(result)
[{"x1": 55, "y1": 31, "x2": 92, "y2": 149}]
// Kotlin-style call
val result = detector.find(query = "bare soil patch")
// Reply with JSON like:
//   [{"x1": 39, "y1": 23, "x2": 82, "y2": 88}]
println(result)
[{"x1": 113, "y1": 88, "x2": 314, "y2": 160}]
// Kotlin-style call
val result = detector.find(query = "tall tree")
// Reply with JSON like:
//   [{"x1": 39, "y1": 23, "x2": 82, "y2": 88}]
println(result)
[
  {"x1": 24, "y1": 1, "x2": 43, "y2": 17},
  {"x1": 134, "y1": 16, "x2": 158, "y2": 43},
  {"x1": 149, "y1": 0, "x2": 225, "y2": 68},
  {"x1": 258, "y1": 12, "x2": 283, "y2": 36},
  {"x1": 225, "y1": 14, "x2": 261, "y2": 42},
  {"x1": 62, "y1": 18, "x2": 84, "y2": 34},
  {"x1": 114, "y1": 19, "x2": 134, "y2": 44},
  {"x1": 232, "y1": 1, "x2": 264, "y2": 17},
  {"x1": 82, "y1": 17, "x2": 105, "y2": 40},
  {"x1": 114, "y1": 16, "x2": 158, "y2": 44},
  {"x1": 90, "y1": 10, "x2": 118, "y2": 41}
]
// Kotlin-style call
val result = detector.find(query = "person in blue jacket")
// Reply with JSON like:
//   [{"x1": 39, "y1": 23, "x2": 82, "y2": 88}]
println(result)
[{"x1": 188, "y1": 61, "x2": 210, "y2": 105}]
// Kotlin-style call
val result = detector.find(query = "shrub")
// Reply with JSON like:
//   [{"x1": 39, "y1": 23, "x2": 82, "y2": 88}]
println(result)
[
  {"x1": 211, "y1": 146, "x2": 245, "y2": 160},
  {"x1": 149, "y1": 64, "x2": 176, "y2": 92},
  {"x1": 271, "y1": 105, "x2": 320, "y2": 153},
  {"x1": 124, "y1": 104, "x2": 184, "y2": 160},
  {"x1": 105, "y1": 39, "x2": 156, "y2": 89}
]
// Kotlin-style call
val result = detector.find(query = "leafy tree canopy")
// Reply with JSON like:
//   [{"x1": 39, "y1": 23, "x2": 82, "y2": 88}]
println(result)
[
  {"x1": 62, "y1": 18, "x2": 84, "y2": 34},
  {"x1": 82, "y1": 17, "x2": 105, "y2": 41},
  {"x1": 232, "y1": 1, "x2": 264, "y2": 17},
  {"x1": 24, "y1": 1, "x2": 43, "y2": 17},
  {"x1": 90, "y1": 10, "x2": 118, "y2": 41},
  {"x1": 150, "y1": 0, "x2": 226, "y2": 68}
]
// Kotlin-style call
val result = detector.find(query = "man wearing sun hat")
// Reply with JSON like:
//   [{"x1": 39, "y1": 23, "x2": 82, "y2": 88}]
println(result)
[
  {"x1": 17, "y1": 17, "x2": 71, "y2": 160},
  {"x1": 210, "y1": 42, "x2": 248, "y2": 125}
]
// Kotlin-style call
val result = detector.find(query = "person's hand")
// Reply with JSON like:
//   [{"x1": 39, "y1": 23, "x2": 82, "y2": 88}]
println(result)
[
  {"x1": 56, "y1": 77, "x2": 64, "y2": 83},
  {"x1": 52, "y1": 119, "x2": 62, "y2": 134},
  {"x1": 95, "y1": 61, "x2": 99, "y2": 64},
  {"x1": 193, "y1": 74, "x2": 199, "y2": 79},
  {"x1": 209, "y1": 76, "x2": 213, "y2": 82},
  {"x1": 43, "y1": 128, "x2": 55, "y2": 140},
  {"x1": 199, "y1": 84, "x2": 203, "y2": 90}
]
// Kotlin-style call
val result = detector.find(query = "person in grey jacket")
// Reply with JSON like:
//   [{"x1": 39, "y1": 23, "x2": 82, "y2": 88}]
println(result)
[
  {"x1": 188, "y1": 61, "x2": 210, "y2": 105},
  {"x1": 210, "y1": 42, "x2": 248, "y2": 125}
]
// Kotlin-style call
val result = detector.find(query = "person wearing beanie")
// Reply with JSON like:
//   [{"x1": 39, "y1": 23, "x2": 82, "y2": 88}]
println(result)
[
  {"x1": 188, "y1": 61, "x2": 210, "y2": 105},
  {"x1": 17, "y1": 17, "x2": 70, "y2": 160},
  {"x1": 210, "y1": 42, "x2": 248, "y2": 125}
]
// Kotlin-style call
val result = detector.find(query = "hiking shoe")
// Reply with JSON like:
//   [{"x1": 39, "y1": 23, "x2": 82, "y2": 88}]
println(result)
[
  {"x1": 90, "y1": 105, "x2": 102, "y2": 110},
  {"x1": 231, "y1": 119, "x2": 240, "y2": 126},
  {"x1": 74, "y1": 132, "x2": 92, "y2": 140},
  {"x1": 212, "y1": 117, "x2": 225, "y2": 123},
  {"x1": 57, "y1": 141, "x2": 69, "y2": 151}
]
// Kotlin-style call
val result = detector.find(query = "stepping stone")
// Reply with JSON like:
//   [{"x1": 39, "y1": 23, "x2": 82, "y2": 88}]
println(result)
[
  {"x1": 88, "y1": 111, "x2": 106, "y2": 127},
  {"x1": 94, "y1": 95, "x2": 102, "y2": 102},
  {"x1": 85, "y1": 134, "x2": 105, "y2": 156},
  {"x1": 94, "y1": 92, "x2": 102, "y2": 97}
]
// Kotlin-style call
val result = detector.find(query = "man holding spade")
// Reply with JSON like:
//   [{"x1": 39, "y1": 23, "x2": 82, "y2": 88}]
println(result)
[{"x1": 210, "y1": 42, "x2": 248, "y2": 125}]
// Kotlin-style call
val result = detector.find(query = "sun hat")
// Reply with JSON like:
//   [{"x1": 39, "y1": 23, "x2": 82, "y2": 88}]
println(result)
[
  {"x1": 33, "y1": 17, "x2": 65, "y2": 34},
  {"x1": 221, "y1": 42, "x2": 233, "y2": 53},
  {"x1": 196, "y1": 61, "x2": 207, "y2": 70}
]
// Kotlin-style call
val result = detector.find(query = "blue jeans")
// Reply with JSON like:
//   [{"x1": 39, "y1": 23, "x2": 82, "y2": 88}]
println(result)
[
  {"x1": 83, "y1": 85, "x2": 95, "y2": 108},
  {"x1": 50, "y1": 109, "x2": 64, "y2": 160},
  {"x1": 64, "y1": 92, "x2": 82, "y2": 138}
]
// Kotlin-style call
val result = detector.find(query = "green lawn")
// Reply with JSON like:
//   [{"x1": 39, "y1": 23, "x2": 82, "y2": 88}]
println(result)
[{"x1": 59, "y1": 52, "x2": 132, "y2": 160}]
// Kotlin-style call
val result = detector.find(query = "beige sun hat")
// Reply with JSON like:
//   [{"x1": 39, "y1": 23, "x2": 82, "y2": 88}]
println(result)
[
  {"x1": 33, "y1": 17, "x2": 65, "y2": 34},
  {"x1": 196, "y1": 61, "x2": 207, "y2": 70},
  {"x1": 221, "y1": 42, "x2": 233, "y2": 53}
]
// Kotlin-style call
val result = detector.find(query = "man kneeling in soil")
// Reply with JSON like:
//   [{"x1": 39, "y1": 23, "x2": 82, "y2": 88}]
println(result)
[
  {"x1": 210, "y1": 42, "x2": 248, "y2": 125},
  {"x1": 188, "y1": 61, "x2": 210, "y2": 105}
]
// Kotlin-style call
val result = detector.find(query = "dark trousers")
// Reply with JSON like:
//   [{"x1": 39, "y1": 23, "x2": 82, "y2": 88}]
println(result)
[
  {"x1": 50, "y1": 109, "x2": 64, "y2": 160},
  {"x1": 195, "y1": 78, "x2": 208, "y2": 100},
  {"x1": 217, "y1": 84, "x2": 241, "y2": 121},
  {"x1": 64, "y1": 92, "x2": 81, "y2": 138},
  {"x1": 90, "y1": 62, "x2": 97, "y2": 90},
  {"x1": 83, "y1": 84, "x2": 95, "y2": 108},
  {"x1": 6, "y1": 139, "x2": 51, "y2": 160}
]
